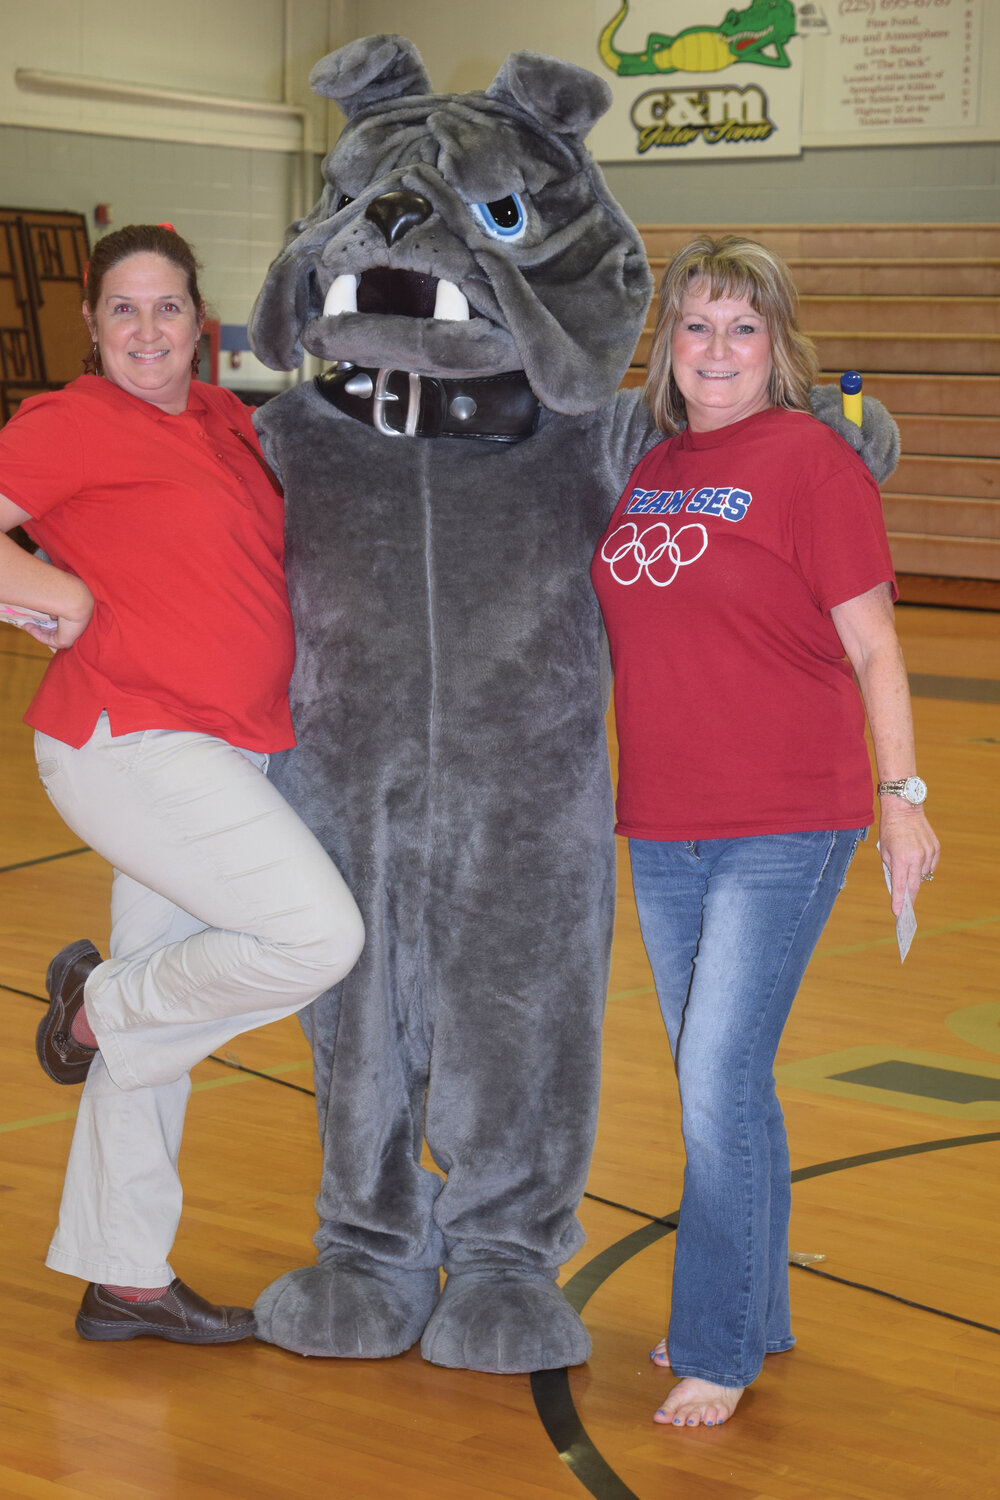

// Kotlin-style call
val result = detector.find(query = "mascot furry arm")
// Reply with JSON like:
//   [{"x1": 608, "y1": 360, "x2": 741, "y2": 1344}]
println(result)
[{"x1": 246, "y1": 35, "x2": 898, "y2": 1375}]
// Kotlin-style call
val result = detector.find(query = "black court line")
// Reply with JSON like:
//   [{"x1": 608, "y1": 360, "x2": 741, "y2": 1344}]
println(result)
[
  {"x1": 5, "y1": 991, "x2": 318, "y2": 1096},
  {"x1": 209, "y1": 1053, "x2": 316, "y2": 1096},
  {"x1": 0, "y1": 846, "x2": 91, "y2": 875},
  {"x1": 1, "y1": 981, "x2": 52, "y2": 1002},
  {"x1": 532, "y1": 1131, "x2": 1000, "y2": 1500},
  {"x1": 791, "y1": 1263, "x2": 1000, "y2": 1338},
  {"x1": 9, "y1": 971, "x2": 1000, "y2": 1491}
]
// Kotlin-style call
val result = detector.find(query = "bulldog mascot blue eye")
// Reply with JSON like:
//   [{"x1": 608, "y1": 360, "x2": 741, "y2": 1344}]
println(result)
[{"x1": 247, "y1": 33, "x2": 898, "y2": 1373}]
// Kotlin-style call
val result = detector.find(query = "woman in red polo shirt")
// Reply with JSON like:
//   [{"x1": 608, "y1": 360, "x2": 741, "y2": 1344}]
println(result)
[{"x1": 0, "y1": 225, "x2": 364, "y2": 1345}]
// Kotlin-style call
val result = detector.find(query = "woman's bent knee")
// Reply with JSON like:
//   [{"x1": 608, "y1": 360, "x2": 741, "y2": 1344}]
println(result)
[
  {"x1": 325, "y1": 901, "x2": 366, "y2": 986},
  {"x1": 292, "y1": 892, "x2": 365, "y2": 994}
]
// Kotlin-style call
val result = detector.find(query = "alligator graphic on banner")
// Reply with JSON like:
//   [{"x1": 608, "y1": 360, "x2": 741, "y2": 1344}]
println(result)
[
  {"x1": 590, "y1": 0, "x2": 804, "y2": 161},
  {"x1": 599, "y1": 0, "x2": 797, "y2": 76}
]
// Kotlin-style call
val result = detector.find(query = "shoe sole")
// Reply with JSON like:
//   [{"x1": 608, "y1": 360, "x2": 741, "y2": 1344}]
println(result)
[
  {"x1": 76, "y1": 1313, "x2": 256, "y2": 1343},
  {"x1": 36, "y1": 939, "x2": 100, "y2": 1085}
]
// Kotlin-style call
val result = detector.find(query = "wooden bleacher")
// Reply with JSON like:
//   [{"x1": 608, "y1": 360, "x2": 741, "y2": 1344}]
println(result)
[{"x1": 630, "y1": 225, "x2": 1000, "y2": 609}]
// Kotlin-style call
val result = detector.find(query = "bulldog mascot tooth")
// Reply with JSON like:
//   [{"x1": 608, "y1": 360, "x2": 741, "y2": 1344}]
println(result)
[{"x1": 247, "y1": 34, "x2": 898, "y2": 1374}]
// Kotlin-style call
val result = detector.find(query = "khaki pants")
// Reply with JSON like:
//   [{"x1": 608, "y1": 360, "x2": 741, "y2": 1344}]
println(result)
[{"x1": 35, "y1": 715, "x2": 364, "y2": 1286}]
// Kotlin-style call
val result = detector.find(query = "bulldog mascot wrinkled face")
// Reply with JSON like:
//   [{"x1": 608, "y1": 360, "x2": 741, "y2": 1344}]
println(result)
[{"x1": 247, "y1": 34, "x2": 898, "y2": 1374}]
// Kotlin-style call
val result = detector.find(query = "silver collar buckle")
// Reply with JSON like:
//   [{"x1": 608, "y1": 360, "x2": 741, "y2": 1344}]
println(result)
[{"x1": 373, "y1": 368, "x2": 422, "y2": 438}]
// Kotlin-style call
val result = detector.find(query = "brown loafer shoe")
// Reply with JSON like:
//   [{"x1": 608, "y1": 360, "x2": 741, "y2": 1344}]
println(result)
[
  {"x1": 76, "y1": 1279, "x2": 256, "y2": 1343},
  {"x1": 36, "y1": 938, "x2": 101, "y2": 1085}
]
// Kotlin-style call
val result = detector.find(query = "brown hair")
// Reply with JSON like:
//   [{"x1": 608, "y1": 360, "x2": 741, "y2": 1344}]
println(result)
[
  {"x1": 643, "y1": 235, "x2": 820, "y2": 435},
  {"x1": 84, "y1": 224, "x2": 204, "y2": 314}
]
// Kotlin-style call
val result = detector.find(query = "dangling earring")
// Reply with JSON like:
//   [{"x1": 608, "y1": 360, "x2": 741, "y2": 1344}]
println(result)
[
  {"x1": 190, "y1": 342, "x2": 201, "y2": 377},
  {"x1": 83, "y1": 341, "x2": 103, "y2": 376}
]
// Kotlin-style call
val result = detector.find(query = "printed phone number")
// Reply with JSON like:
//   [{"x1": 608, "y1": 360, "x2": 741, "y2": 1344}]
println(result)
[{"x1": 839, "y1": 0, "x2": 952, "y2": 13}]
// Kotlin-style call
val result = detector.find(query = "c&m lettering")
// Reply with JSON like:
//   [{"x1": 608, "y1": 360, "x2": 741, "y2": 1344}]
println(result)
[{"x1": 705, "y1": 87, "x2": 767, "y2": 127}]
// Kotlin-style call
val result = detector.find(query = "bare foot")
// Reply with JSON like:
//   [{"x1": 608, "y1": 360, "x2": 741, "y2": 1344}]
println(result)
[
  {"x1": 649, "y1": 1336, "x2": 670, "y2": 1368},
  {"x1": 653, "y1": 1377, "x2": 744, "y2": 1428}
]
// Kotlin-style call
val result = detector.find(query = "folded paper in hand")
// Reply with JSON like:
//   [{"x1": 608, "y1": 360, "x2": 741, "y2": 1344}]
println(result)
[
  {"x1": 877, "y1": 843, "x2": 917, "y2": 962},
  {"x1": 0, "y1": 603, "x2": 57, "y2": 630}
]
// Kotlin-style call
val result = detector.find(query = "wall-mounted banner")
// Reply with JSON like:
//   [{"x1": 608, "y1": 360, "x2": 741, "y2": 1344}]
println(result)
[
  {"x1": 588, "y1": 0, "x2": 806, "y2": 162},
  {"x1": 802, "y1": 0, "x2": 983, "y2": 144}
]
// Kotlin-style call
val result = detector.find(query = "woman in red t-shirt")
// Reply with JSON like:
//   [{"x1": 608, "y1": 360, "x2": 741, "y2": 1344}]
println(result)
[
  {"x1": 591, "y1": 236, "x2": 939, "y2": 1428},
  {"x1": 0, "y1": 225, "x2": 363, "y2": 1346}
]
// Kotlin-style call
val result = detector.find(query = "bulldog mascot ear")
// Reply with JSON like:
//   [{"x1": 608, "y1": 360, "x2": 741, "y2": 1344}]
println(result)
[
  {"x1": 484, "y1": 48, "x2": 612, "y2": 137},
  {"x1": 308, "y1": 32, "x2": 433, "y2": 113},
  {"x1": 248, "y1": 37, "x2": 431, "y2": 371}
]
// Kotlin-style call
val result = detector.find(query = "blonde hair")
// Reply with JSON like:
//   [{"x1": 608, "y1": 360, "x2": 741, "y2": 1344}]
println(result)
[{"x1": 643, "y1": 235, "x2": 820, "y2": 435}]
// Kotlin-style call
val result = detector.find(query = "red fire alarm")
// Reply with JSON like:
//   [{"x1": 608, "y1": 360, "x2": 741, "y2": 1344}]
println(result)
[{"x1": 94, "y1": 203, "x2": 114, "y2": 226}]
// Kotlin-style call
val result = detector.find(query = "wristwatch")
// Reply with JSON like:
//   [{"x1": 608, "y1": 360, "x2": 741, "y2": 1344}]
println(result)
[{"x1": 877, "y1": 776, "x2": 927, "y2": 805}]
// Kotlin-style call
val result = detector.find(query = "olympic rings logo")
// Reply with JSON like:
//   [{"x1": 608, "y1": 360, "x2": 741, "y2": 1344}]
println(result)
[{"x1": 600, "y1": 520, "x2": 709, "y2": 587}]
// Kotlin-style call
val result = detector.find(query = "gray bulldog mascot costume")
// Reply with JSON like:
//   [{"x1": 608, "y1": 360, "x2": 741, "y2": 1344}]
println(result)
[{"x1": 247, "y1": 34, "x2": 898, "y2": 1373}]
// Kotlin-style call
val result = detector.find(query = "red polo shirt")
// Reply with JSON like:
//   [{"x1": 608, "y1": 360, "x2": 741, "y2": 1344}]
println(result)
[{"x1": 0, "y1": 375, "x2": 296, "y2": 751}]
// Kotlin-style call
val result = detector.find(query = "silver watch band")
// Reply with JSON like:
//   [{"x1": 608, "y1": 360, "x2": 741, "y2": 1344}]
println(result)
[{"x1": 877, "y1": 776, "x2": 927, "y2": 804}]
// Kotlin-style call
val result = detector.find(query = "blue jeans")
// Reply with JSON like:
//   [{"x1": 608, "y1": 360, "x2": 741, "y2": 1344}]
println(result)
[{"x1": 628, "y1": 828, "x2": 865, "y2": 1387}]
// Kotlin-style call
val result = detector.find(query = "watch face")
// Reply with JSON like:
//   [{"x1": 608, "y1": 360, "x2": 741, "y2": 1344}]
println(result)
[{"x1": 904, "y1": 777, "x2": 927, "y2": 804}]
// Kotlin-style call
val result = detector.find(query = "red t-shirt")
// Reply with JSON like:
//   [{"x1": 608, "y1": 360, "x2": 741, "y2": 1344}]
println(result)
[
  {"x1": 591, "y1": 406, "x2": 896, "y2": 840},
  {"x1": 0, "y1": 375, "x2": 296, "y2": 751}
]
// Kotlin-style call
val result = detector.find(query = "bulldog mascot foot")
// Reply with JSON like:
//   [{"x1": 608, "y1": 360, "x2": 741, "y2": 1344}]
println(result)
[
  {"x1": 421, "y1": 1273, "x2": 590, "y2": 1373},
  {"x1": 254, "y1": 1264, "x2": 441, "y2": 1359},
  {"x1": 248, "y1": 34, "x2": 899, "y2": 1374}
]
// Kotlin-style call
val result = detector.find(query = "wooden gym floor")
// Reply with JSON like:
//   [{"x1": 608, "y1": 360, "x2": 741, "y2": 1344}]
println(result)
[{"x1": 1, "y1": 605, "x2": 998, "y2": 1500}]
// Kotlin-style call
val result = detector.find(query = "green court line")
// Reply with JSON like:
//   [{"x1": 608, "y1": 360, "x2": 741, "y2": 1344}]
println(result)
[
  {"x1": 947, "y1": 1001, "x2": 1000, "y2": 1057},
  {"x1": 0, "y1": 1107, "x2": 80, "y2": 1133},
  {"x1": 605, "y1": 984, "x2": 659, "y2": 1001},
  {"x1": 607, "y1": 912, "x2": 1000, "y2": 1001},
  {"x1": 817, "y1": 911, "x2": 1000, "y2": 958},
  {"x1": 0, "y1": 1058, "x2": 314, "y2": 1134},
  {"x1": 6, "y1": 918, "x2": 996, "y2": 1124},
  {"x1": 190, "y1": 1059, "x2": 314, "y2": 1093}
]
